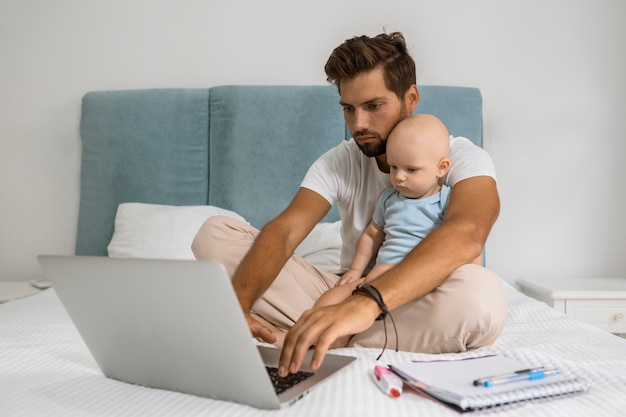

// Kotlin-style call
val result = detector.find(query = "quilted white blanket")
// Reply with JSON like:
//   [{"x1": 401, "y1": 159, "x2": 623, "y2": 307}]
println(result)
[{"x1": 2, "y1": 280, "x2": 626, "y2": 417}]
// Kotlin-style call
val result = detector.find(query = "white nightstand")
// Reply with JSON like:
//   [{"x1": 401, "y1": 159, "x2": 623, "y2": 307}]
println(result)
[
  {"x1": 0, "y1": 281, "x2": 44, "y2": 304},
  {"x1": 516, "y1": 277, "x2": 626, "y2": 334}
]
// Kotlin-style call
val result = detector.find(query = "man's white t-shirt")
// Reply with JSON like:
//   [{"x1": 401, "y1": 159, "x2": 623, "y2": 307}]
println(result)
[{"x1": 300, "y1": 136, "x2": 497, "y2": 271}]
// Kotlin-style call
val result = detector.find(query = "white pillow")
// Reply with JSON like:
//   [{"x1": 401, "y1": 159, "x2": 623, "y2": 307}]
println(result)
[
  {"x1": 108, "y1": 202, "x2": 343, "y2": 270},
  {"x1": 295, "y1": 221, "x2": 342, "y2": 271},
  {"x1": 107, "y1": 203, "x2": 247, "y2": 260}
]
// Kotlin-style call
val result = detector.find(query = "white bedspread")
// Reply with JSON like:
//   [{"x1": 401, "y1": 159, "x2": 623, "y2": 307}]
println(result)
[{"x1": 2, "y1": 280, "x2": 626, "y2": 417}]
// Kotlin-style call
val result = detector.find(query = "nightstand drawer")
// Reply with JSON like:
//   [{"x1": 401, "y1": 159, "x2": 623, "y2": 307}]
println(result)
[
  {"x1": 566, "y1": 300, "x2": 626, "y2": 333},
  {"x1": 516, "y1": 277, "x2": 626, "y2": 334}
]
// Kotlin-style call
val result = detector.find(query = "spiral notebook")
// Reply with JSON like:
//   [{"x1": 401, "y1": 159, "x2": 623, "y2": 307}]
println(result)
[{"x1": 389, "y1": 355, "x2": 588, "y2": 412}]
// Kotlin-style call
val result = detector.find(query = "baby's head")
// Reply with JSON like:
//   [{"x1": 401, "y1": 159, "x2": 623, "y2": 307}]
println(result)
[{"x1": 386, "y1": 114, "x2": 451, "y2": 199}]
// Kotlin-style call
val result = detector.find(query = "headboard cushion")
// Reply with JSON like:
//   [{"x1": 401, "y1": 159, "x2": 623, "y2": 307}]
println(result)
[
  {"x1": 76, "y1": 89, "x2": 210, "y2": 256},
  {"x1": 208, "y1": 85, "x2": 346, "y2": 228},
  {"x1": 414, "y1": 86, "x2": 482, "y2": 147},
  {"x1": 75, "y1": 85, "x2": 483, "y2": 256}
]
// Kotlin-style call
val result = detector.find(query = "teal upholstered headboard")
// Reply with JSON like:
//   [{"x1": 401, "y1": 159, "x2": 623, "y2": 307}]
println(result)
[{"x1": 75, "y1": 85, "x2": 482, "y2": 256}]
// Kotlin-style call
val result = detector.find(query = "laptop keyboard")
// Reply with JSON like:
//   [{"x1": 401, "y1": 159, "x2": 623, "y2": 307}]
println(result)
[{"x1": 266, "y1": 366, "x2": 314, "y2": 394}]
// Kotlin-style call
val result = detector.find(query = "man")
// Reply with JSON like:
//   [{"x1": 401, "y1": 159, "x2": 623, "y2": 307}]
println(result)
[{"x1": 192, "y1": 32, "x2": 506, "y2": 377}]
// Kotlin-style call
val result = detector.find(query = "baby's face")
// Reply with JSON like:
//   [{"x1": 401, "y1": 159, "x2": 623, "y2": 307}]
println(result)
[{"x1": 386, "y1": 123, "x2": 448, "y2": 199}]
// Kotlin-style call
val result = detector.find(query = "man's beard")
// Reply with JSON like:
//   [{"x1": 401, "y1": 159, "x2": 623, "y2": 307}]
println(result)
[
  {"x1": 353, "y1": 104, "x2": 410, "y2": 158},
  {"x1": 355, "y1": 133, "x2": 387, "y2": 157}
]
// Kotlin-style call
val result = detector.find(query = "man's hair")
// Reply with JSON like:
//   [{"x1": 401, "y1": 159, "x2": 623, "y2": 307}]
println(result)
[{"x1": 324, "y1": 32, "x2": 417, "y2": 99}]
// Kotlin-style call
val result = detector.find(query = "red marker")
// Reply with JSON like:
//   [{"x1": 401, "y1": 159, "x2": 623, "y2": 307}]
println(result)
[{"x1": 374, "y1": 365, "x2": 403, "y2": 398}]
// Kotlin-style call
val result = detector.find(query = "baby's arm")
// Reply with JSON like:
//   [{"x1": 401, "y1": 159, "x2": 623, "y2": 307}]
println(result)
[
  {"x1": 315, "y1": 279, "x2": 362, "y2": 308},
  {"x1": 363, "y1": 263, "x2": 394, "y2": 282},
  {"x1": 335, "y1": 220, "x2": 385, "y2": 287},
  {"x1": 318, "y1": 263, "x2": 393, "y2": 309}
]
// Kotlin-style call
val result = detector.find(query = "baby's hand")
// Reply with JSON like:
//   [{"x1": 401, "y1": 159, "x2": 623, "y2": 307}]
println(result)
[{"x1": 335, "y1": 270, "x2": 363, "y2": 287}]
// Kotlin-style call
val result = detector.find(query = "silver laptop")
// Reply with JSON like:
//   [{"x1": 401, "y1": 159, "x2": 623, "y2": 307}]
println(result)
[{"x1": 37, "y1": 255, "x2": 356, "y2": 409}]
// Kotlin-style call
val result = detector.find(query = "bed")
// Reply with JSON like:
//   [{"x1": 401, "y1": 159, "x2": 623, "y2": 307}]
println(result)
[{"x1": 2, "y1": 85, "x2": 626, "y2": 417}]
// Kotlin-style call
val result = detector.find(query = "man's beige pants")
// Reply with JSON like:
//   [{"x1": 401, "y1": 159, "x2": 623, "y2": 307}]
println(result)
[{"x1": 193, "y1": 216, "x2": 507, "y2": 354}]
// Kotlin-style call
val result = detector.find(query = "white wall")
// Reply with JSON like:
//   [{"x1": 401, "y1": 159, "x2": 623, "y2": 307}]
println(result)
[{"x1": 1, "y1": 0, "x2": 625, "y2": 284}]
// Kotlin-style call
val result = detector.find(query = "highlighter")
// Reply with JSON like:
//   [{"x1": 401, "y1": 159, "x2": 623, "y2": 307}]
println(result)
[{"x1": 374, "y1": 365, "x2": 403, "y2": 398}]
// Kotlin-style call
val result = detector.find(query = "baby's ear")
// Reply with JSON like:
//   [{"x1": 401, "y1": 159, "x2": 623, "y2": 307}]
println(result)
[{"x1": 437, "y1": 158, "x2": 451, "y2": 177}]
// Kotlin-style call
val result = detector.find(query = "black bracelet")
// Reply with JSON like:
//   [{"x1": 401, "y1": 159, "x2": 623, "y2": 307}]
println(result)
[
  {"x1": 352, "y1": 283, "x2": 388, "y2": 321},
  {"x1": 352, "y1": 282, "x2": 398, "y2": 360}
]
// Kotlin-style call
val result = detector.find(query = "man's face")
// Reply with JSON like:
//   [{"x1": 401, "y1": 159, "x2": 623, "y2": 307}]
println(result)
[{"x1": 339, "y1": 67, "x2": 410, "y2": 158}]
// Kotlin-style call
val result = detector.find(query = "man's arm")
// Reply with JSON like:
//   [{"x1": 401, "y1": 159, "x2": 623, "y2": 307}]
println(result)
[
  {"x1": 278, "y1": 176, "x2": 499, "y2": 375},
  {"x1": 231, "y1": 187, "x2": 331, "y2": 340},
  {"x1": 374, "y1": 176, "x2": 499, "y2": 307}
]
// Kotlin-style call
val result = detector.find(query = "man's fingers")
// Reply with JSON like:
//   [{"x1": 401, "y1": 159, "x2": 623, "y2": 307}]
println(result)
[
  {"x1": 278, "y1": 310, "x2": 319, "y2": 376},
  {"x1": 248, "y1": 318, "x2": 277, "y2": 344},
  {"x1": 278, "y1": 309, "x2": 339, "y2": 376},
  {"x1": 309, "y1": 337, "x2": 332, "y2": 372},
  {"x1": 279, "y1": 297, "x2": 377, "y2": 377}
]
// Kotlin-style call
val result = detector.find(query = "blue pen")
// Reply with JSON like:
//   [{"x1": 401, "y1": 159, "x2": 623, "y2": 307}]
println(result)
[{"x1": 473, "y1": 367, "x2": 560, "y2": 388}]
